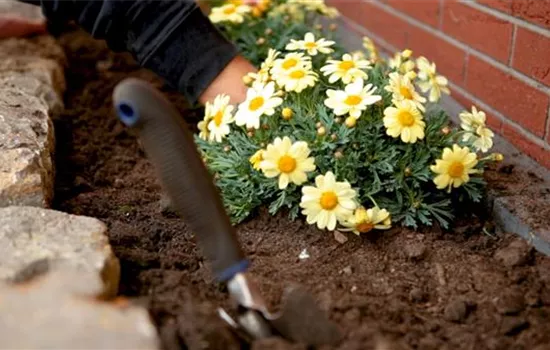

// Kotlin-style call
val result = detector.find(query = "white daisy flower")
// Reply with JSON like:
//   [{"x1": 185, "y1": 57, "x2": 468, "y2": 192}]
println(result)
[
  {"x1": 259, "y1": 136, "x2": 316, "y2": 189},
  {"x1": 206, "y1": 94, "x2": 234, "y2": 143},
  {"x1": 320, "y1": 52, "x2": 371, "y2": 84},
  {"x1": 209, "y1": 4, "x2": 251, "y2": 24},
  {"x1": 234, "y1": 81, "x2": 283, "y2": 129},
  {"x1": 285, "y1": 32, "x2": 335, "y2": 56},
  {"x1": 299, "y1": 171, "x2": 357, "y2": 231},
  {"x1": 324, "y1": 78, "x2": 382, "y2": 118}
]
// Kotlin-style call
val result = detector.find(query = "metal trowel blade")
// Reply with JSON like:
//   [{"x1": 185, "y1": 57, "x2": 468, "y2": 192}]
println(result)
[{"x1": 267, "y1": 284, "x2": 342, "y2": 346}]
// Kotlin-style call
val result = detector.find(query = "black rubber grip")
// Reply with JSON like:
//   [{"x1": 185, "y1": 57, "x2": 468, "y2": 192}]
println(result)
[{"x1": 112, "y1": 78, "x2": 247, "y2": 281}]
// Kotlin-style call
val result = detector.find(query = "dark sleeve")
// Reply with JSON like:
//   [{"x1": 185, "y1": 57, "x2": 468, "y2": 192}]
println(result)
[{"x1": 19, "y1": 0, "x2": 240, "y2": 105}]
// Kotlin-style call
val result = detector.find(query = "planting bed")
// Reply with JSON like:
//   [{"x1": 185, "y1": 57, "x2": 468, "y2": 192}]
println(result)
[{"x1": 52, "y1": 26, "x2": 550, "y2": 350}]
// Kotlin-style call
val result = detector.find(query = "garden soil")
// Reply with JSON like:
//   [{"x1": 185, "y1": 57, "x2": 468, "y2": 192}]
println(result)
[{"x1": 52, "y1": 27, "x2": 550, "y2": 350}]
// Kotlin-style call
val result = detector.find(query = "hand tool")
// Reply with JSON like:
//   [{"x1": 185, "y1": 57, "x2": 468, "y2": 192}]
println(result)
[{"x1": 112, "y1": 78, "x2": 342, "y2": 346}]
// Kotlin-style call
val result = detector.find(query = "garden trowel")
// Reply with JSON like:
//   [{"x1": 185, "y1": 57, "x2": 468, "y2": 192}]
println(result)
[{"x1": 112, "y1": 78, "x2": 342, "y2": 346}]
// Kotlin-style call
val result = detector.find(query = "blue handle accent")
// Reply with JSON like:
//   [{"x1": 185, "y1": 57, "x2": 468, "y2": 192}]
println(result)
[
  {"x1": 115, "y1": 101, "x2": 140, "y2": 127},
  {"x1": 217, "y1": 259, "x2": 250, "y2": 282}
]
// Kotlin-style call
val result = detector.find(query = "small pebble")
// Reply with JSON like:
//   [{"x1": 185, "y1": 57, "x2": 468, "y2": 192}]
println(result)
[
  {"x1": 333, "y1": 230, "x2": 348, "y2": 244},
  {"x1": 344, "y1": 308, "x2": 361, "y2": 322},
  {"x1": 350, "y1": 285, "x2": 357, "y2": 293},
  {"x1": 500, "y1": 316, "x2": 529, "y2": 336},
  {"x1": 404, "y1": 242, "x2": 426, "y2": 260},
  {"x1": 494, "y1": 239, "x2": 532, "y2": 267},
  {"x1": 409, "y1": 288, "x2": 426, "y2": 303},
  {"x1": 495, "y1": 290, "x2": 525, "y2": 315},
  {"x1": 341, "y1": 266, "x2": 353, "y2": 275},
  {"x1": 444, "y1": 299, "x2": 469, "y2": 323},
  {"x1": 298, "y1": 249, "x2": 310, "y2": 260}
]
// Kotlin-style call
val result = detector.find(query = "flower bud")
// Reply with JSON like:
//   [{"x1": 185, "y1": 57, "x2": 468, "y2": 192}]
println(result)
[
  {"x1": 334, "y1": 151, "x2": 343, "y2": 159},
  {"x1": 329, "y1": 23, "x2": 337, "y2": 31},
  {"x1": 262, "y1": 124, "x2": 269, "y2": 130},
  {"x1": 264, "y1": 28, "x2": 273, "y2": 36},
  {"x1": 223, "y1": 145, "x2": 231, "y2": 152},
  {"x1": 330, "y1": 133, "x2": 337, "y2": 141},
  {"x1": 441, "y1": 126, "x2": 451, "y2": 135},
  {"x1": 247, "y1": 131, "x2": 254, "y2": 137},
  {"x1": 404, "y1": 167, "x2": 412, "y2": 176},
  {"x1": 260, "y1": 142, "x2": 266, "y2": 148},
  {"x1": 334, "y1": 117, "x2": 342, "y2": 124},
  {"x1": 252, "y1": 7, "x2": 262, "y2": 17},
  {"x1": 491, "y1": 153, "x2": 504, "y2": 162},
  {"x1": 317, "y1": 126, "x2": 326, "y2": 136},
  {"x1": 345, "y1": 116, "x2": 357, "y2": 128},
  {"x1": 242, "y1": 75, "x2": 253, "y2": 85},
  {"x1": 256, "y1": 37, "x2": 266, "y2": 45},
  {"x1": 402, "y1": 49, "x2": 413, "y2": 58},
  {"x1": 282, "y1": 107, "x2": 293, "y2": 120},
  {"x1": 316, "y1": 122, "x2": 323, "y2": 128}
]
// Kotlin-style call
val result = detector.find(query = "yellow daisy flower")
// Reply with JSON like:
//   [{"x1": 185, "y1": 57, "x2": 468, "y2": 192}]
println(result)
[
  {"x1": 320, "y1": 52, "x2": 371, "y2": 84},
  {"x1": 197, "y1": 117, "x2": 210, "y2": 141},
  {"x1": 416, "y1": 56, "x2": 450, "y2": 102},
  {"x1": 300, "y1": 171, "x2": 357, "y2": 231},
  {"x1": 362, "y1": 36, "x2": 379, "y2": 62},
  {"x1": 206, "y1": 94, "x2": 234, "y2": 143},
  {"x1": 249, "y1": 149, "x2": 264, "y2": 170},
  {"x1": 271, "y1": 52, "x2": 312, "y2": 77},
  {"x1": 459, "y1": 106, "x2": 494, "y2": 153},
  {"x1": 209, "y1": 3, "x2": 251, "y2": 23},
  {"x1": 324, "y1": 78, "x2": 382, "y2": 118},
  {"x1": 260, "y1": 136, "x2": 316, "y2": 189},
  {"x1": 385, "y1": 72, "x2": 426, "y2": 112},
  {"x1": 389, "y1": 50, "x2": 415, "y2": 75},
  {"x1": 285, "y1": 32, "x2": 335, "y2": 56},
  {"x1": 234, "y1": 81, "x2": 283, "y2": 129},
  {"x1": 431, "y1": 144, "x2": 479, "y2": 191},
  {"x1": 246, "y1": 49, "x2": 280, "y2": 84},
  {"x1": 383, "y1": 100, "x2": 425, "y2": 143},
  {"x1": 273, "y1": 65, "x2": 318, "y2": 93},
  {"x1": 340, "y1": 206, "x2": 391, "y2": 235}
]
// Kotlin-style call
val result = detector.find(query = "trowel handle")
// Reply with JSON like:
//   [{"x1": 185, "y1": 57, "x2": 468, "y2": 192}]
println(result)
[{"x1": 112, "y1": 78, "x2": 248, "y2": 282}]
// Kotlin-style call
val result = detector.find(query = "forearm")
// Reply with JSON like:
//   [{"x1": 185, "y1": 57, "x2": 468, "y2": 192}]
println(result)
[{"x1": 18, "y1": 0, "x2": 247, "y2": 105}]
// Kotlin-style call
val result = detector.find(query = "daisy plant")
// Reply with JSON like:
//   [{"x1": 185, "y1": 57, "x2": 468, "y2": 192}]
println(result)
[{"x1": 195, "y1": 0, "x2": 502, "y2": 234}]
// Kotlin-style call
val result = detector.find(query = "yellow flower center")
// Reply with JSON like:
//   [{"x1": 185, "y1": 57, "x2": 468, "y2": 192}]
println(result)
[
  {"x1": 344, "y1": 95, "x2": 362, "y2": 106},
  {"x1": 305, "y1": 42, "x2": 317, "y2": 49},
  {"x1": 223, "y1": 5, "x2": 236, "y2": 14},
  {"x1": 356, "y1": 221, "x2": 374, "y2": 233},
  {"x1": 282, "y1": 58, "x2": 298, "y2": 70},
  {"x1": 289, "y1": 70, "x2": 305, "y2": 79},
  {"x1": 319, "y1": 191, "x2": 338, "y2": 210},
  {"x1": 213, "y1": 110, "x2": 223, "y2": 126},
  {"x1": 397, "y1": 111, "x2": 415, "y2": 126},
  {"x1": 448, "y1": 161, "x2": 465, "y2": 178},
  {"x1": 277, "y1": 155, "x2": 297, "y2": 173},
  {"x1": 249, "y1": 97, "x2": 265, "y2": 111},
  {"x1": 399, "y1": 86, "x2": 413, "y2": 99},
  {"x1": 339, "y1": 60, "x2": 355, "y2": 71}
]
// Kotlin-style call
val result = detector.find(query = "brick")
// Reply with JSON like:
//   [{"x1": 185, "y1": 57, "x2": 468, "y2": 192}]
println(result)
[
  {"x1": 476, "y1": 0, "x2": 512, "y2": 14},
  {"x1": 450, "y1": 88, "x2": 503, "y2": 132},
  {"x1": 330, "y1": 0, "x2": 409, "y2": 49},
  {"x1": 502, "y1": 123, "x2": 550, "y2": 170},
  {"x1": 384, "y1": 0, "x2": 441, "y2": 28},
  {"x1": 511, "y1": 0, "x2": 550, "y2": 30},
  {"x1": 465, "y1": 56, "x2": 549, "y2": 137},
  {"x1": 407, "y1": 25, "x2": 467, "y2": 85},
  {"x1": 512, "y1": 28, "x2": 550, "y2": 86},
  {"x1": 442, "y1": 1, "x2": 514, "y2": 63}
]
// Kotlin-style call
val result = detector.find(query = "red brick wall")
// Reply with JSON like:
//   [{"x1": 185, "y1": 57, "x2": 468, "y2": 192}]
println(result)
[{"x1": 328, "y1": 0, "x2": 550, "y2": 169}]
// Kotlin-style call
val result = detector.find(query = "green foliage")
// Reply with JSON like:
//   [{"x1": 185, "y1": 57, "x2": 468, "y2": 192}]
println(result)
[{"x1": 195, "y1": 0, "x2": 500, "y2": 232}]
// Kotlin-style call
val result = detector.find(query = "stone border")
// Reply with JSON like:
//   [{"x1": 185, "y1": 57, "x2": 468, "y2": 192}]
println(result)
[{"x1": 332, "y1": 17, "x2": 550, "y2": 257}]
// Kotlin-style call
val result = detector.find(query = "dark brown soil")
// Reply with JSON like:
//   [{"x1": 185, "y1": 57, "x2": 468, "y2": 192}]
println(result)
[{"x1": 52, "y1": 27, "x2": 550, "y2": 350}]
